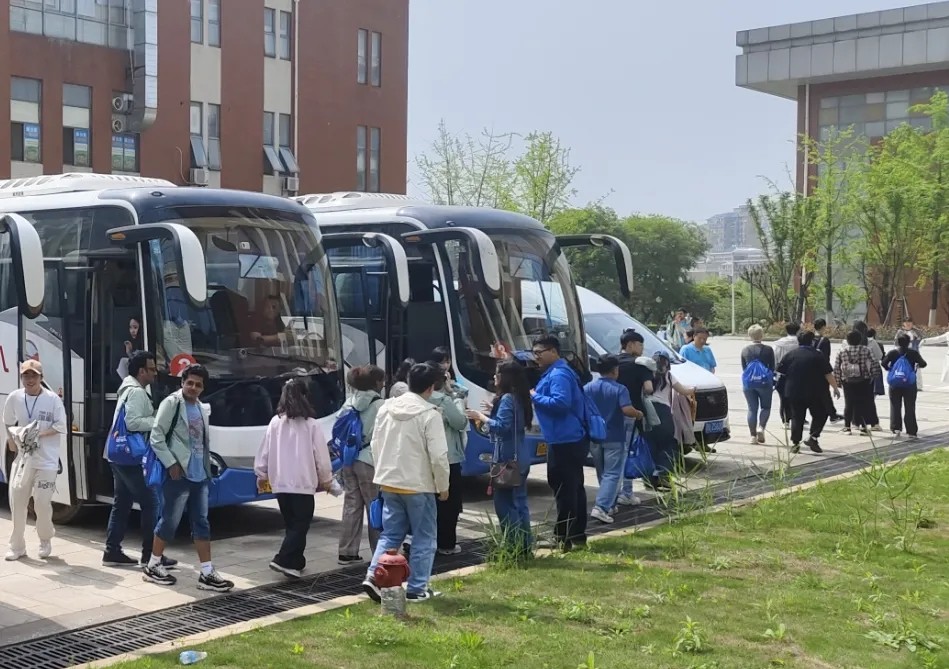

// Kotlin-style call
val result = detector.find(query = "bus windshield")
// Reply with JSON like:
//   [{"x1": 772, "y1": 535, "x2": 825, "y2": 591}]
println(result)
[
  {"x1": 144, "y1": 206, "x2": 343, "y2": 424},
  {"x1": 441, "y1": 231, "x2": 585, "y2": 389}
]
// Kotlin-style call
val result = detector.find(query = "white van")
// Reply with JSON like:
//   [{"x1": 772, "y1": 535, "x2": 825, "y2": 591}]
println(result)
[{"x1": 523, "y1": 285, "x2": 730, "y2": 445}]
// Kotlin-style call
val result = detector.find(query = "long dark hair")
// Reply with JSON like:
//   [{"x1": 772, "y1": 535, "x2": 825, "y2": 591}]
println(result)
[
  {"x1": 394, "y1": 358, "x2": 414, "y2": 384},
  {"x1": 492, "y1": 361, "x2": 532, "y2": 426},
  {"x1": 276, "y1": 378, "x2": 315, "y2": 420}
]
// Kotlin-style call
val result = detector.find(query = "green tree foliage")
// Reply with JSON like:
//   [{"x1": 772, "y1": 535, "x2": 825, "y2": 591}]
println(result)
[{"x1": 547, "y1": 206, "x2": 709, "y2": 324}]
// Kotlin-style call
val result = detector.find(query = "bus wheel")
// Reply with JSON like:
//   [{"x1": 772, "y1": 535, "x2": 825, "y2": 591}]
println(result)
[{"x1": 28, "y1": 498, "x2": 88, "y2": 525}]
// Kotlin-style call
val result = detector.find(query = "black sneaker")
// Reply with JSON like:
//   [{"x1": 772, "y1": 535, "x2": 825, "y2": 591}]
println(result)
[
  {"x1": 790, "y1": 442, "x2": 801, "y2": 454},
  {"x1": 198, "y1": 570, "x2": 234, "y2": 592},
  {"x1": 362, "y1": 577, "x2": 381, "y2": 603},
  {"x1": 407, "y1": 588, "x2": 441, "y2": 602},
  {"x1": 140, "y1": 555, "x2": 178, "y2": 569},
  {"x1": 337, "y1": 555, "x2": 365, "y2": 566},
  {"x1": 102, "y1": 551, "x2": 138, "y2": 567},
  {"x1": 142, "y1": 562, "x2": 177, "y2": 586},
  {"x1": 805, "y1": 437, "x2": 823, "y2": 453}
]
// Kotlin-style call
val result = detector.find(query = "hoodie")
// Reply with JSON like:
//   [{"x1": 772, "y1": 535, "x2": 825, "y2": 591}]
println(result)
[
  {"x1": 254, "y1": 415, "x2": 333, "y2": 495},
  {"x1": 532, "y1": 358, "x2": 585, "y2": 445},
  {"x1": 339, "y1": 389, "x2": 383, "y2": 466},
  {"x1": 428, "y1": 390, "x2": 469, "y2": 464},
  {"x1": 371, "y1": 393, "x2": 450, "y2": 494}
]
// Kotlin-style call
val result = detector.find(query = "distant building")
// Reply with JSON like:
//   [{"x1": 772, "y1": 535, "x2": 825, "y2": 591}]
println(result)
[
  {"x1": 690, "y1": 247, "x2": 768, "y2": 281},
  {"x1": 703, "y1": 204, "x2": 764, "y2": 254}
]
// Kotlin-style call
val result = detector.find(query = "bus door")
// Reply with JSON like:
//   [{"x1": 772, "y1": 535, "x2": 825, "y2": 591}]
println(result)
[
  {"x1": 555, "y1": 234, "x2": 634, "y2": 298},
  {"x1": 322, "y1": 233, "x2": 409, "y2": 378}
]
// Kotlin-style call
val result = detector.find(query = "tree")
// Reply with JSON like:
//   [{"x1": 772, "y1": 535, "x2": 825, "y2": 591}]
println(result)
[
  {"x1": 744, "y1": 191, "x2": 816, "y2": 323},
  {"x1": 513, "y1": 132, "x2": 579, "y2": 225}
]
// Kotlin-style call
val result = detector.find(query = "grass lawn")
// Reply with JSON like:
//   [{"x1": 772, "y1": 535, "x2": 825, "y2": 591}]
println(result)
[{"x1": 117, "y1": 450, "x2": 949, "y2": 669}]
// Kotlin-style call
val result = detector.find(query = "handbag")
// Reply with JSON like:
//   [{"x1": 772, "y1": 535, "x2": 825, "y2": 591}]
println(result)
[
  {"x1": 489, "y1": 397, "x2": 523, "y2": 490},
  {"x1": 107, "y1": 402, "x2": 150, "y2": 466},
  {"x1": 624, "y1": 432, "x2": 655, "y2": 480},
  {"x1": 142, "y1": 400, "x2": 182, "y2": 489}
]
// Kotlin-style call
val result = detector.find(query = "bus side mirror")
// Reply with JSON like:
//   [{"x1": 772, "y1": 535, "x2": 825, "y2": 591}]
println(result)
[
  {"x1": 107, "y1": 223, "x2": 208, "y2": 308},
  {"x1": 556, "y1": 234, "x2": 633, "y2": 298},
  {"x1": 0, "y1": 213, "x2": 45, "y2": 319}
]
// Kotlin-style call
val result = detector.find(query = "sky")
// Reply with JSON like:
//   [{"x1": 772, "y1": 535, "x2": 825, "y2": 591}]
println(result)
[{"x1": 406, "y1": 0, "x2": 924, "y2": 224}]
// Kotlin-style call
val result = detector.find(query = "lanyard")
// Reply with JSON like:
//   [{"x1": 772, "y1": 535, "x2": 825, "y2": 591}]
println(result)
[{"x1": 24, "y1": 392, "x2": 40, "y2": 421}]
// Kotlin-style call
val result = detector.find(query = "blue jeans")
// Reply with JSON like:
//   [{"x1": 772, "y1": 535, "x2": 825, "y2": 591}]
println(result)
[
  {"x1": 621, "y1": 424, "x2": 637, "y2": 496},
  {"x1": 589, "y1": 441, "x2": 626, "y2": 512},
  {"x1": 106, "y1": 463, "x2": 160, "y2": 557},
  {"x1": 155, "y1": 477, "x2": 211, "y2": 542},
  {"x1": 367, "y1": 492, "x2": 437, "y2": 595},
  {"x1": 743, "y1": 386, "x2": 773, "y2": 434},
  {"x1": 493, "y1": 481, "x2": 532, "y2": 550}
]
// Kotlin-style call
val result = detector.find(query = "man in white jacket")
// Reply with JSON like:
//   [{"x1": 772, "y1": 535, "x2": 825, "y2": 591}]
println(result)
[{"x1": 362, "y1": 362, "x2": 449, "y2": 603}]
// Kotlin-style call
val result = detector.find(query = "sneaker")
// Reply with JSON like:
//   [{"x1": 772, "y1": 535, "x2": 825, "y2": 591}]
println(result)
[
  {"x1": 198, "y1": 570, "x2": 235, "y2": 592},
  {"x1": 337, "y1": 554, "x2": 365, "y2": 566},
  {"x1": 437, "y1": 545, "x2": 462, "y2": 556},
  {"x1": 38, "y1": 541, "x2": 52, "y2": 559},
  {"x1": 616, "y1": 494, "x2": 638, "y2": 507},
  {"x1": 610, "y1": 506, "x2": 620, "y2": 516},
  {"x1": 406, "y1": 588, "x2": 441, "y2": 602},
  {"x1": 805, "y1": 437, "x2": 823, "y2": 454},
  {"x1": 908, "y1": 434, "x2": 919, "y2": 440},
  {"x1": 829, "y1": 414, "x2": 842, "y2": 423},
  {"x1": 891, "y1": 430, "x2": 902, "y2": 438},
  {"x1": 757, "y1": 431, "x2": 766, "y2": 444},
  {"x1": 142, "y1": 562, "x2": 177, "y2": 586},
  {"x1": 362, "y1": 576, "x2": 381, "y2": 603},
  {"x1": 139, "y1": 555, "x2": 179, "y2": 569},
  {"x1": 750, "y1": 436, "x2": 759, "y2": 444},
  {"x1": 269, "y1": 561, "x2": 302, "y2": 579},
  {"x1": 872, "y1": 424, "x2": 884, "y2": 432},
  {"x1": 840, "y1": 427, "x2": 852, "y2": 434},
  {"x1": 590, "y1": 507, "x2": 614, "y2": 524},
  {"x1": 790, "y1": 442, "x2": 801, "y2": 454},
  {"x1": 859, "y1": 427, "x2": 872, "y2": 436},
  {"x1": 102, "y1": 551, "x2": 138, "y2": 567},
  {"x1": 4, "y1": 548, "x2": 25, "y2": 562}
]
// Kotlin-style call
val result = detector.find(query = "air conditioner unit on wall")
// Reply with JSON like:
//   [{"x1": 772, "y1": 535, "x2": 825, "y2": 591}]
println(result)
[
  {"x1": 190, "y1": 168, "x2": 209, "y2": 186},
  {"x1": 283, "y1": 176, "x2": 300, "y2": 193}
]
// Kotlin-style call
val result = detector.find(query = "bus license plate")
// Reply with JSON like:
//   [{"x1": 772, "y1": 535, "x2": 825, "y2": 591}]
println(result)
[
  {"x1": 704, "y1": 420, "x2": 724, "y2": 434},
  {"x1": 536, "y1": 442, "x2": 548, "y2": 457}
]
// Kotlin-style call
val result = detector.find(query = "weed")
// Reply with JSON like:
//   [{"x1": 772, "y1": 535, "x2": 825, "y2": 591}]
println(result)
[
  {"x1": 708, "y1": 555, "x2": 732, "y2": 571},
  {"x1": 559, "y1": 599, "x2": 602, "y2": 623},
  {"x1": 290, "y1": 643, "x2": 304, "y2": 655},
  {"x1": 672, "y1": 616, "x2": 709, "y2": 656},
  {"x1": 633, "y1": 604, "x2": 652, "y2": 619},
  {"x1": 577, "y1": 651, "x2": 598, "y2": 669},
  {"x1": 360, "y1": 617, "x2": 404, "y2": 647},
  {"x1": 457, "y1": 631, "x2": 485, "y2": 650},
  {"x1": 763, "y1": 623, "x2": 788, "y2": 642}
]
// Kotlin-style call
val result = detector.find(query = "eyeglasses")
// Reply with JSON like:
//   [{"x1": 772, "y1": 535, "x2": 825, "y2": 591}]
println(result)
[{"x1": 532, "y1": 348, "x2": 551, "y2": 357}]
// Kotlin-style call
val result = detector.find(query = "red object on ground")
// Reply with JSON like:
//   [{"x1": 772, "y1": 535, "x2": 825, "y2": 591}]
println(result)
[{"x1": 374, "y1": 549, "x2": 410, "y2": 588}]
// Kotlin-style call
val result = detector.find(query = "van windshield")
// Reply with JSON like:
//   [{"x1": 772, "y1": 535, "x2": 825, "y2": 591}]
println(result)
[{"x1": 584, "y1": 312, "x2": 683, "y2": 362}]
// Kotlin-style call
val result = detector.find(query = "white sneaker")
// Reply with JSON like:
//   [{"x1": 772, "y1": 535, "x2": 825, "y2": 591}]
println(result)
[
  {"x1": 4, "y1": 548, "x2": 26, "y2": 561},
  {"x1": 591, "y1": 507, "x2": 614, "y2": 524},
  {"x1": 38, "y1": 541, "x2": 52, "y2": 559},
  {"x1": 616, "y1": 494, "x2": 639, "y2": 507}
]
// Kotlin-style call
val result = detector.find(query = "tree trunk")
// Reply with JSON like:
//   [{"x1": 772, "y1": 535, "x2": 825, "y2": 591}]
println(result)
[
  {"x1": 825, "y1": 250, "x2": 834, "y2": 322},
  {"x1": 929, "y1": 270, "x2": 940, "y2": 326}
]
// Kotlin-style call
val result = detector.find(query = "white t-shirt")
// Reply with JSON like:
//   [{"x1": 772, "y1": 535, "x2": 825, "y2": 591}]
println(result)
[{"x1": 3, "y1": 388, "x2": 67, "y2": 471}]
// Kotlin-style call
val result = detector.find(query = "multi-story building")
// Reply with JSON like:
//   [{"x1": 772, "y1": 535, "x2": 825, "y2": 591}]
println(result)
[
  {"x1": 1, "y1": 0, "x2": 408, "y2": 196},
  {"x1": 736, "y1": 1, "x2": 949, "y2": 325},
  {"x1": 704, "y1": 204, "x2": 764, "y2": 254}
]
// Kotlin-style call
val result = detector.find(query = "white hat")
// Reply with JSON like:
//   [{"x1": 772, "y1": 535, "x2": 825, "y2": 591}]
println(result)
[{"x1": 634, "y1": 355, "x2": 656, "y2": 373}]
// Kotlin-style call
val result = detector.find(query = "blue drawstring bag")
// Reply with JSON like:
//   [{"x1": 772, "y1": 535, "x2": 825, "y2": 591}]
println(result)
[
  {"x1": 107, "y1": 403, "x2": 150, "y2": 466},
  {"x1": 142, "y1": 402, "x2": 181, "y2": 489},
  {"x1": 368, "y1": 492, "x2": 384, "y2": 531},
  {"x1": 624, "y1": 433, "x2": 655, "y2": 480}
]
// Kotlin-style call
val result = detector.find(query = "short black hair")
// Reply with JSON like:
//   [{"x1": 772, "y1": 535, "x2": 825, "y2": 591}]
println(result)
[
  {"x1": 685, "y1": 328, "x2": 695, "y2": 339},
  {"x1": 897, "y1": 334, "x2": 910, "y2": 348},
  {"x1": 797, "y1": 331, "x2": 815, "y2": 347},
  {"x1": 533, "y1": 334, "x2": 560, "y2": 353},
  {"x1": 786, "y1": 322, "x2": 801, "y2": 336},
  {"x1": 596, "y1": 355, "x2": 620, "y2": 375},
  {"x1": 690, "y1": 317, "x2": 701, "y2": 327},
  {"x1": 867, "y1": 327, "x2": 877, "y2": 338},
  {"x1": 127, "y1": 350, "x2": 156, "y2": 378},
  {"x1": 692, "y1": 327, "x2": 709, "y2": 337},
  {"x1": 814, "y1": 318, "x2": 827, "y2": 331},
  {"x1": 427, "y1": 346, "x2": 451, "y2": 365},
  {"x1": 408, "y1": 362, "x2": 442, "y2": 394},
  {"x1": 676, "y1": 307, "x2": 687, "y2": 313},
  {"x1": 620, "y1": 328, "x2": 644, "y2": 348},
  {"x1": 846, "y1": 330, "x2": 863, "y2": 346},
  {"x1": 181, "y1": 364, "x2": 210, "y2": 385}
]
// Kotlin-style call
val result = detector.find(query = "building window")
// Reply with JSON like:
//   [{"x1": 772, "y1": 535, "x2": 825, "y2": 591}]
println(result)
[
  {"x1": 817, "y1": 87, "x2": 943, "y2": 140},
  {"x1": 356, "y1": 126, "x2": 367, "y2": 191},
  {"x1": 10, "y1": 77, "x2": 41, "y2": 163},
  {"x1": 208, "y1": 0, "x2": 220, "y2": 47},
  {"x1": 207, "y1": 103, "x2": 221, "y2": 170},
  {"x1": 189, "y1": 102, "x2": 208, "y2": 168},
  {"x1": 370, "y1": 31, "x2": 382, "y2": 87},
  {"x1": 369, "y1": 127, "x2": 380, "y2": 192},
  {"x1": 357, "y1": 29, "x2": 368, "y2": 84},
  {"x1": 264, "y1": 8, "x2": 276, "y2": 58},
  {"x1": 10, "y1": 0, "x2": 130, "y2": 49},
  {"x1": 277, "y1": 113, "x2": 299, "y2": 174},
  {"x1": 278, "y1": 113, "x2": 291, "y2": 149},
  {"x1": 279, "y1": 11, "x2": 292, "y2": 60},
  {"x1": 63, "y1": 83, "x2": 92, "y2": 167},
  {"x1": 111, "y1": 133, "x2": 139, "y2": 173},
  {"x1": 190, "y1": 0, "x2": 203, "y2": 44},
  {"x1": 263, "y1": 111, "x2": 281, "y2": 173}
]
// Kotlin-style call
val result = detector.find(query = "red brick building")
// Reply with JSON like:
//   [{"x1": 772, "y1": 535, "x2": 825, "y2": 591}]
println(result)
[
  {"x1": 1, "y1": 0, "x2": 408, "y2": 196},
  {"x1": 737, "y1": 1, "x2": 949, "y2": 326}
]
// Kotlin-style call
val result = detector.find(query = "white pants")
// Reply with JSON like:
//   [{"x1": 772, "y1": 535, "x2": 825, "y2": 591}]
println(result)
[{"x1": 8, "y1": 459, "x2": 57, "y2": 553}]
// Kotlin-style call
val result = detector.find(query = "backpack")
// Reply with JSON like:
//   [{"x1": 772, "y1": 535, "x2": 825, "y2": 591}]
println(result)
[
  {"x1": 887, "y1": 354, "x2": 917, "y2": 389},
  {"x1": 742, "y1": 359, "x2": 774, "y2": 390},
  {"x1": 331, "y1": 398, "x2": 381, "y2": 467},
  {"x1": 576, "y1": 378, "x2": 607, "y2": 443},
  {"x1": 840, "y1": 355, "x2": 864, "y2": 382},
  {"x1": 107, "y1": 389, "x2": 150, "y2": 466}
]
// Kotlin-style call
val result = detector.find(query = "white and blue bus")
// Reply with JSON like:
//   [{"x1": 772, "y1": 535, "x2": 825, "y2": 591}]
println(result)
[
  {"x1": 294, "y1": 192, "x2": 634, "y2": 477},
  {"x1": 0, "y1": 174, "x2": 408, "y2": 523}
]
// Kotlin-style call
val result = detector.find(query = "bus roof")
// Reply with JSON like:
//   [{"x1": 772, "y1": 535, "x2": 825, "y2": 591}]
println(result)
[{"x1": 0, "y1": 173, "x2": 175, "y2": 198}]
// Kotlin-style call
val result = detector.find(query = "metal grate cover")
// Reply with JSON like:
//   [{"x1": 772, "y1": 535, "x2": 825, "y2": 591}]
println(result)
[{"x1": 0, "y1": 435, "x2": 945, "y2": 669}]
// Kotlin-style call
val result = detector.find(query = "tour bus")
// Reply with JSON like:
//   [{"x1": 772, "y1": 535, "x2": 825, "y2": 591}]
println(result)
[
  {"x1": 0, "y1": 173, "x2": 408, "y2": 523},
  {"x1": 294, "y1": 192, "x2": 634, "y2": 477}
]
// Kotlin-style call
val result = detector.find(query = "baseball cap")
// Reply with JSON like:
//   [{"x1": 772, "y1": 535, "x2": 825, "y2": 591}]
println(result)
[{"x1": 19, "y1": 360, "x2": 43, "y2": 375}]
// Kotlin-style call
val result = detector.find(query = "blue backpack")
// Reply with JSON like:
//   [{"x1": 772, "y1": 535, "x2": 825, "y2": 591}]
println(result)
[
  {"x1": 887, "y1": 354, "x2": 917, "y2": 389},
  {"x1": 330, "y1": 399, "x2": 381, "y2": 468},
  {"x1": 575, "y1": 378, "x2": 607, "y2": 443},
  {"x1": 742, "y1": 359, "x2": 774, "y2": 390}
]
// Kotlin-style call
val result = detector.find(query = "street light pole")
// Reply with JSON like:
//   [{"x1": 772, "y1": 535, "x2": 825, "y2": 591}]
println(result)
[{"x1": 731, "y1": 254, "x2": 737, "y2": 334}]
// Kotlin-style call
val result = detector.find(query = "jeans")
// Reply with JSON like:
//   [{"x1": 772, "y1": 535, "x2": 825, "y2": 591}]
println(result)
[
  {"x1": 620, "y1": 424, "x2": 637, "y2": 497},
  {"x1": 888, "y1": 386, "x2": 918, "y2": 435},
  {"x1": 546, "y1": 440, "x2": 589, "y2": 546},
  {"x1": 437, "y1": 463, "x2": 463, "y2": 550},
  {"x1": 367, "y1": 492, "x2": 437, "y2": 595},
  {"x1": 154, "y1": 477, "x2": 211, "y2": 542},
  {"x1": 275, "y1": 493, "x2": 314, "y2": 571},
  {"x1": 589, "y1": 441, "x2": 626, "y2": 512},
  {"x1": 790, "y1": 396, "x2": 828, "y2": 444},
  {"x1": 742, "y1": 386, "x2": 773, "y2": 434},
  {"x1": 105, "y1": 463, "x2": 159, "y2": 557},
  {"x1": 493, "y1": 481, "x2": 532, "y2": 551},
  {"x1": 645, "y1": 403, "x2": 678, "y2": 475}
]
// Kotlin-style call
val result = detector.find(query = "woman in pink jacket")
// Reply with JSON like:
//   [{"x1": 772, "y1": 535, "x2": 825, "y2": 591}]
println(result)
[{"x1": 254, "y1": 379, "x2": 334, "y2": 578}]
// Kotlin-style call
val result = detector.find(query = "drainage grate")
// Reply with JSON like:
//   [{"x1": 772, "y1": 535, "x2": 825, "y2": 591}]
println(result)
[{"x1": 1, "y1": 435, "x2": 944, "y2": 669}]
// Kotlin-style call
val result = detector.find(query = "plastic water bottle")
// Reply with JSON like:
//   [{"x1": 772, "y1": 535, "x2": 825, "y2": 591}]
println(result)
[{"x1": 179, "y1": 650, "x2": 208, "y2": 665}]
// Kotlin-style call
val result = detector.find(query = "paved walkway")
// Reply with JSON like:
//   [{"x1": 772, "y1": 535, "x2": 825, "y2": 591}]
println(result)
[{"x1": 2, "y1": 336, "x2": 947, "y2": 646}]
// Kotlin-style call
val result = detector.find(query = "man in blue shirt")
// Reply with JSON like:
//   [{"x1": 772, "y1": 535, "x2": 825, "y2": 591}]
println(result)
[
  {"x1": 530, "y1": 335, "x2": 588, "y2": 550},
  {"x1": 679, "y1": 327, "x2": 717, "y2": 374}
]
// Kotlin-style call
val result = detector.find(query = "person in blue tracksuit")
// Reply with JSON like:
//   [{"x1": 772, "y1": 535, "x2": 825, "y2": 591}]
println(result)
[{"x1": 530, "y1": 335, "x2": 588, "y2": 550}]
